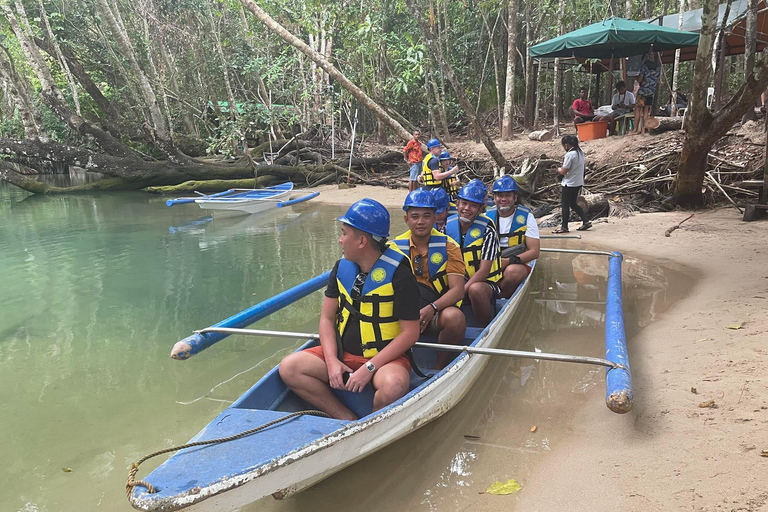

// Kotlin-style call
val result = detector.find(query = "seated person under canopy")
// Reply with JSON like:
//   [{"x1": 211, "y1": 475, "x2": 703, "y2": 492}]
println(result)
[
  {"x1": 486, "y1": 176, "x2": 540, "y2": 298},
  {"x1": 279, "y1": 199, "x2": 420, "y2": 420},
  {"x1": 391, "y1": 188, "x2": 467, "y2": 369},
  {"x1": 571, "y1": 87, "x2": 596, "y2": 125},
  {"x1": 597, "y1": 81, "x2": 635, "y2": 136},
  {"x1": 445, "y1": 180, "x2": 503, "y2": 327}
]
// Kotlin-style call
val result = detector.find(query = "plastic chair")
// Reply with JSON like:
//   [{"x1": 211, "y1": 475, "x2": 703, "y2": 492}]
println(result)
[{"x1": 617, "y1": 114, "x2": 635, "y2": 135}]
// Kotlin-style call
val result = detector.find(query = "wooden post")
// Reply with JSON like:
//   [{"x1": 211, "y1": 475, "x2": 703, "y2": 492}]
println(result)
[
  {"x1": 606, "y1": 55, "x2": 615, "y2": 105},
  {"x1": 595, "y1": 70, "x2": 601, "y2": 107},
  {"x1": 529, "y1": 62, "x2": 539, "y2": 128}
]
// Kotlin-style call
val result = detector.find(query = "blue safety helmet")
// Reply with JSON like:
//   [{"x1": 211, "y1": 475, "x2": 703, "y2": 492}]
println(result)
[
  {"x1": 457, "y1": 179, "x2": 487, "y2": 205},
  {"x1": 438, "y1": 151, "x2": 451, "y2": 161},
  {"x1": 431, "y1": 187, "x2": 450, "y2": 215},
  {"x1": 426, "y1": 138, "x2": 442, "y2": 150},
  {"x1": 492, "y1": 175, "x2": 519, "y2": 193},
  {"x1": 337, "y1": 198, "x2": 390, "y2": 239},
  {"x1": 403, "y1": 188, "x2": 436, "y2": 212}
]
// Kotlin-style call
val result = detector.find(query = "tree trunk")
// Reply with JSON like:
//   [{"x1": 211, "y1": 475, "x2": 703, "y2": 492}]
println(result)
[
  {"x1": 742, "y1": 0, "x2": 758, "y2": 122},
  {"x1": 553, "y1": 60, "x2": 561, "y2": 135},
  {"x1": 674, "y1": 0, "x2": 768, "y2": 204},
  {"x1": 501, "y1": 0, "x2": 518, "y2": 139},
  {"x1": 407, "y1": 0, "x2": 508, "y2": 168},
  {"x1": 0, "y1": 43, "x2": 44, "y2": 138},
  {"x1": 577, "y1": 193, "x2": 609, "y2": 213},
  {"x1": 205, "y1": 0, "x2": 238, "y2": 121},
  {"x1": 94, "y1": 0, "x2": 185, "y2": 162},
  {"x1": 1, "y1": 1, "x2": 134, "y2": 157},
  {"x1": 650, "y1": 116, "x2": 684, "y2": 132},
  {"x1": 429, "y1": 69, "x2": 450, "y2": 140},
  {"x1": 534, "y1": 64, "x2": 544, "y2": 128},
  {"x1": 528, "y1": 129, "x2": 553, "y2": 141},
  {"x1": 33, "y1": 37, "x2": 121, "y2": 134},
  {"x1": 37, "y1": 1, "x2": 80, "y2": 116},
  {"x1": 240, "y1": 0, "x2": 412, "y2": 141}
]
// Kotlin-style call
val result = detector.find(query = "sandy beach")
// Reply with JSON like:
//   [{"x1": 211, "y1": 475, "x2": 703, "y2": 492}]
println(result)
[{"x1": 310, "y1": 185, "x2": 768, "y2": 511}]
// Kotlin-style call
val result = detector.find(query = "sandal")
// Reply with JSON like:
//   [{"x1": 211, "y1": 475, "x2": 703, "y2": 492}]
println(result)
[
  {"x1": 577, "y1": 222, "x2": 592, "y2": 231},
  {"x1": 552, "y1": 228, "x2": 570, "y2": 234}
]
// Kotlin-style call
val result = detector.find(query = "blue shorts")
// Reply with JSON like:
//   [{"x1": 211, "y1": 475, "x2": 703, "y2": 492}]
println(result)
[{"x1": 409, "y1": 163, "x2": 421, "y2": 181}]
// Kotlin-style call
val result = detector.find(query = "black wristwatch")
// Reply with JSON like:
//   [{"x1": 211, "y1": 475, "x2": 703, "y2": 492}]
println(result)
[{"x1": 430, "y1": 302, "x2": 438, "y2": 314}]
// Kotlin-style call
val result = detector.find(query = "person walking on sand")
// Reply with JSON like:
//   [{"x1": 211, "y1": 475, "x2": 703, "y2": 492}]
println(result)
[
  {"x1": 278, "y1": 199, "x2": 420, "y2": 420},
  {"x1": 553, "y1": 135, "x2": 591, "y2": 234},
  {"x1": 403, "y1": 130, "x2": 423, "y2": 192}
]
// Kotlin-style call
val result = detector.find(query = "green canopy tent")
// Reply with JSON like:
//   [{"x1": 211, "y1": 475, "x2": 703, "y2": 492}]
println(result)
[{"x1": 530, "y1": 16, "x2": 699, "y2": 59}]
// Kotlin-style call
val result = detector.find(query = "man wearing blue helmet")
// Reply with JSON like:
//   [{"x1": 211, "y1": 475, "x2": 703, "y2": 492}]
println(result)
[
  {"x1": 445, "y1": 179, "x2": 503, "y2": 327},
  {"x1": 419, "y1": 138, "x2": 453, "y2": 189},
  {"x1": 431, "y1": 187, "x2": 451, "y2": 233},
  {"x1": 392, "y1": 188, "x2": 466, "y2": 369},
  {"x1": 279, "y1": 199, "x2": 420, "y2": 420},
  {"x1": 487, "y1": 175, "x2": 540, "y2": 297}
]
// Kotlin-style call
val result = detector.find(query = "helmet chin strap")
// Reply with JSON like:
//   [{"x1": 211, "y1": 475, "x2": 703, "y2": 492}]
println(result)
[
  {"x1": 459, "y1": 216, "x2": 473, "y2": 223},
  {"x1": 498, "y1": 206, "x2": 512, "y2": 212}
]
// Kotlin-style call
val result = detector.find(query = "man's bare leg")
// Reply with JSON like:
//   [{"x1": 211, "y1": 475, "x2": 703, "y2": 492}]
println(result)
[
  {"x1": 434, "y1": 306, "x2": 467, "y2": 369},
  {"x1": 468, "y1": 281, "x2": 494, "y2": 327},
  {"x1": 499, "y1": 264, "x2": 528, "y2": 299},
  {"x1": 371, "y1": 364, "x2": 411, "y2": 411},
  {"x1": 279, "y1": 352, "x2": 357, "y2": 420}
]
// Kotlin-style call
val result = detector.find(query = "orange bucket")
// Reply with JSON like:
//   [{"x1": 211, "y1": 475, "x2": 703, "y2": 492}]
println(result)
[{"x1": 576, "y1": 121, "x2": 608, "y2": 142}]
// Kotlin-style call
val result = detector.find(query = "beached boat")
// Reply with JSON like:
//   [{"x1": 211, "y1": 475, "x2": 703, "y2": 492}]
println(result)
[
  {"x1": 128, "y1": 263, "x2": 538, "y2": 512},
  {"x1": 165, "y1": 182, "x2": 319, "y2": 217}
]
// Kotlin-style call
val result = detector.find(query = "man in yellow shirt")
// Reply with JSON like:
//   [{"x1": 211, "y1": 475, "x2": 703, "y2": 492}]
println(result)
[{"x1": 391, "y1": 188, "x2": 466, "y2": 369}]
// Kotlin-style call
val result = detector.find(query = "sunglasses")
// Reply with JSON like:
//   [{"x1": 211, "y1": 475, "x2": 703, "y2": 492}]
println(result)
[{"x1": 413, "y1": 254, "x2": 424, "y2": 277}]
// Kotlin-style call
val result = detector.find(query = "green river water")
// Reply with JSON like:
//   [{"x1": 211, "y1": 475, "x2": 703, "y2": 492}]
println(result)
[{"x1": 0, "y1": 179, "x2": 693, "y2": 512}]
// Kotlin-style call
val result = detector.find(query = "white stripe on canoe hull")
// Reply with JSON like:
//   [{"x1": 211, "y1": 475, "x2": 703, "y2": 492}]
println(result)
[{"x1": 131, "y1": 271, "x2": 532, "y2": 512}]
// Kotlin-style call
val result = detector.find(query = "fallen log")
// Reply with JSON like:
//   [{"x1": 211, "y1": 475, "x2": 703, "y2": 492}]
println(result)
[
  {"x1": 577, "y1": 192, "x2": 609, "y2": 213},
  {"x1": 649, "y1": 116, "x2": 683, "y2": 134},
  {"x1": 528, "y1": 130, "x2": 553, "y2": 141},
  {"x1": 145, "y1": 177, "x2": 278, "y2": 194}
]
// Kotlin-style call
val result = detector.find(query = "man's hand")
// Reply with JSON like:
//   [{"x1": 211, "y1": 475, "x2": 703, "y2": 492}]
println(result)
[
  {"x1": 418, "y1": 305, "x2": 436, "y2": 333},
  {"x1": 345, "y1": 366, "x2": 374, "y2": 393},
  {"x1": 507, "y1": 254, "x2": 522, "y2": 265},
  {"x1": 327, "y1": 357, "x2": 353, "y2": 390}
]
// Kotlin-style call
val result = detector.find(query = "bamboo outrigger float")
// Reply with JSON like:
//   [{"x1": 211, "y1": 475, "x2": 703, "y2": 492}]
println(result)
[{"x1": 127, "y1": 249, "x2": 632, "y2": 512}]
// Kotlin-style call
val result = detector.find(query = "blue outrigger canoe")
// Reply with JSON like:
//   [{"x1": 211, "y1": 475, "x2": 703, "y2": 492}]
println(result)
[
  {"x1": 165, "y1": 182, "x2": 319, "y2": 217},
  {"x1": 128, "y1": 252, "x2": 632, "y2": 511}
]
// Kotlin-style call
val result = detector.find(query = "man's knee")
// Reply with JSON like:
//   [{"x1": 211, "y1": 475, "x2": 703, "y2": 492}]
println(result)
[
  {"x1": 279, "y1": 352, "x2": 320, "y2": 384},
  {"x1": 374, "y1": 368, "x2": 410, "y2": 399},
  {"x1": 440, "y1": 307, "x2": 466, "y2": 334},
  {"x1": 468, "y1": 282, "x2": 491, "y2": 302},
  {"x1": 503, "y1": 264, "x2": 527, "y2": 283}
]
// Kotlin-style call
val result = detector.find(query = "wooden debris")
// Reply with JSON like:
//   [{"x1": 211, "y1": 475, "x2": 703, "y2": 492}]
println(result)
[
  {"x1": 699, "y1": 400, "x2": 716, "y2": 408},
  {"x1": 665, "y1": 214, "x2": 695, "y2": 237}
]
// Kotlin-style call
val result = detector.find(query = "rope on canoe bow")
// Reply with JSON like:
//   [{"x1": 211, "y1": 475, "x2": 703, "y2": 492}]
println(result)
[{"x1": 126, "y1": 410, "x2": 332, "y2": 498}]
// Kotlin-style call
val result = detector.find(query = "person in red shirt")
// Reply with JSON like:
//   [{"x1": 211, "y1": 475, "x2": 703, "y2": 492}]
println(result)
[
  {"x1": 571, "y1": 87, "x2": 596, "y2": 125},
  {"x1": 403, "y1": 130, "x2": 423, "y2": 192}
]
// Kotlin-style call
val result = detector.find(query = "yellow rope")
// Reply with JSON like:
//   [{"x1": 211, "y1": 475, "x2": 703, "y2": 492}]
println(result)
[{"x1": 126, "y1": 410, "x2": 331, "y2": 499}]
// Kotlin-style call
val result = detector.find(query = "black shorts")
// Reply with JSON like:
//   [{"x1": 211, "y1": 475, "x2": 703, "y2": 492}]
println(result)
[{"x1": 576, "y1": 114, "x2": 596, "y2": 122}]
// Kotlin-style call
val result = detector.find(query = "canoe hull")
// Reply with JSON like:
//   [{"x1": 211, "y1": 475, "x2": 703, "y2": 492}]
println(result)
[
  {"x1": 130, "y1": 264, "x2": 534, "y2": 512},
  {"x1": 195, "y1": 189, "x2": 292, "y2": 217}
]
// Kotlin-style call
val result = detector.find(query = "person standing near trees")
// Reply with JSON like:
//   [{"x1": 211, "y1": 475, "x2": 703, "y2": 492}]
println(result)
[
  {"x1": 403, "y1": 130, "x2": 423, "y2": 191},
  {"x1": 553, "y1": 135, "x2": 591, "y2": 234},
  {"x1": 419, "y1": 138, "x2": 447, "y2": 189},
  {"x1": 631, "y1": 52, "x2": 661, "y2": 135}
]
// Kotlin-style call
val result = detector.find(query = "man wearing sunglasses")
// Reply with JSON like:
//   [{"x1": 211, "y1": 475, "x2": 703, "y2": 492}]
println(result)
[{"x1": 391, "y1": 189, "x2": 466, "y2": 369}]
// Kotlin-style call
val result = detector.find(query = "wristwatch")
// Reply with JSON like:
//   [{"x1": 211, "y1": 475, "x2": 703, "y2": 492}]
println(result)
[
  {"x1": 430, "y1": 302, "x2": 439, "y2": 314},
  {"x1": 365, "y1": 361, "x2": 376, "y2": 373}
]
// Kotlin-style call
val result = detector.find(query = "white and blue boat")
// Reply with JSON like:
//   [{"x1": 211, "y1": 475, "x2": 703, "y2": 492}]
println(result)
[
  {"x1": 128, "y1": 250, "x2": 632, "y2": 512},
  {"x1": 165, "y1": 182, "x2": 319, "y2": 217}
]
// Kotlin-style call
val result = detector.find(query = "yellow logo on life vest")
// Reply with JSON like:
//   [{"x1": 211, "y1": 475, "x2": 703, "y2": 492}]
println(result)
[
  {"x1": 371, "y1": 268, "x2": 387, "y2": 283},
  {"x1": 516, "y1": 214, "x2": 526, "y2": 224},
  {"x1": 470, "y1": 228, "x2": 481, "y2": 238},
  {"x1": 430, "y1": 252, "x2": 444, "y2": 265}
]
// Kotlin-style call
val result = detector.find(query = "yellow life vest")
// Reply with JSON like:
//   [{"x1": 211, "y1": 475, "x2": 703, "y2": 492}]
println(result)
[
  {"x1": 421, "y1": 154, "x2": 442, "y2": 187},
  {"x1": 442, "y1": 176, "x2": 460, "y2": 200},
  {"x1": 487, "y1": 205, "x2": 531, "y2": 247},
  {"x1": 445, "y1": 213, "x2": 502, "y2": 283},
  {"x1": 391, "y1": 228, "x2": 462, "y2": 306},
  {"x1": 335, "y1": 246, "x2": 408, "y2": 358}
]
